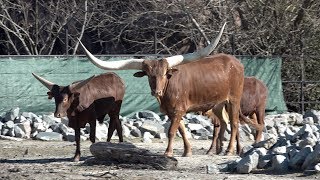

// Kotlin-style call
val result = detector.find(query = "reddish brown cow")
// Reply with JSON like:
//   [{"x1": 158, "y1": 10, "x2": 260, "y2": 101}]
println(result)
[
  {"x1": 79, "y1": 23, "x2": 245, "y2": 156},
  {"x1": 32, "y1": 73, "x2": 125, "y2": 161},
  {"x1": 205, "y1": 76, "x2": 268, "y2": 155}
]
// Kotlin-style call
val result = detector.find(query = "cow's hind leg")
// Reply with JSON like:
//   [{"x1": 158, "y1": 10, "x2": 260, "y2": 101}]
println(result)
[
  {"x1": 73, "y1": 127, "x2": 81, "y2": 162},
  {"x1": 89, "y1": 117, "x2": 96, "y2": 143},
  {"x1": 165, "y1": 111, "x2": 187, "y2": 157},
  {"x1": 108, "y1": 106, "x2": 123, "y2": 142},
  {"x1": 255, "y1": 106, "x2": 265, "y2": 143},
  {"x1": 207, "y1": 116, "x2": 220, "y2": 155}
]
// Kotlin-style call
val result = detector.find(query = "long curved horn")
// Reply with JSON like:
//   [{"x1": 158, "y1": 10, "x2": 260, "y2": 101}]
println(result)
[
  {"x1": 69, "y1": 75, "x2": 95, "y2": 92},
  {"x1": 78, "y1": 39, "x2": 144, "y2": 70},
  {"x1": 32, "y1": 73, "x2": 55, "y2": 90},
  {"x1": 166, "y1": 22, "x2": 226, "y2": 67}
]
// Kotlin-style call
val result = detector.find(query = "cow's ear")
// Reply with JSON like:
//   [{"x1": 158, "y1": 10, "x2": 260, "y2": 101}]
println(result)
[
  {"x1": 47, "y1": 91, "x2": 53, "y2": 99},
  {"x1": 133, "y1": 71, "x2": 147, "y2": 77},
  {"x1": 166, "y1": 68, "x2": 178, "y2": 79}
]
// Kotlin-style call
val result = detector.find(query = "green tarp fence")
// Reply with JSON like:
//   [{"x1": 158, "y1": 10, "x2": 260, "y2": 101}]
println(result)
[{"x1": 0, "y1": 56, "x2": 287, "y2": 116}]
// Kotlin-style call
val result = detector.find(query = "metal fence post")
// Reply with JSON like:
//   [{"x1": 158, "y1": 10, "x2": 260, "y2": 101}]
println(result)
[
  {"x1": 154, "y1": 30, "x2": 157, "y2": 54},
  {"x1": 300, "y1": 55, "x2": 305, "y2": 114}
]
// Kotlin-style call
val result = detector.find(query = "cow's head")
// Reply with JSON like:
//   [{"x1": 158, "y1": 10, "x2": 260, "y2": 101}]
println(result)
[
  {"x1": 32, "y1": 73, "x2": 94, "y2": 117},
  {"x1": 133, "y1": 59, "x2": 178, "y2": 97},
  {"x1": 79, "y1": 23, "x2": 226, "y2": 98}
]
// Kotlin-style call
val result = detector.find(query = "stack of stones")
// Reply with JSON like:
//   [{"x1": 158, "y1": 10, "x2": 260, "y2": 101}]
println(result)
[
  {"x1": 0, "y1": 107, "x2": 213, "y2": 142},
  {"x1": 233, "y1": 110, "x2": 320, "y2": 174}
]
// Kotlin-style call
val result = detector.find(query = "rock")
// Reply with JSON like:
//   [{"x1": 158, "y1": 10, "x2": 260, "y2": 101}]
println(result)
[
  {"x1": 187, "y1": 123, "x2": 203, "y2": 131},
  {"x1": 302, "y1": 117, "x2": 314, "y2": 125},
  {"x1": 139, "y1": 120, "x2": 164, "y2": 136},
  {"x1": 236, "y1": 152, "x2": 259, "y2": 173},
  {"x1": 155, "y1": 132, "x2": 166, "y2": 139},
  {"x1": 95, "y1": 122, "x2": 108, "y2": 141},
  {"x1": 272, "y1": 146, "x2": 287, "y2": 154},
  {"x1": 15, "y1": 115, "x2": 27, "y2": 123},
  {"x1": 130, "y1": 126, "x2": 142, "y2": 137},
  {"x1": 122, "y1": 125, "x2": 131, "y2": 138},
  {"x1": 258, "y1": 154, "x2": 273, "y2": 169},
  {"x1": 0, "y1": 135, "x2": 24, "y2": 141},
  {"x1": 271, "y1": 154, "x2": 289, "y2": 173},
  {"x1": 16, "y1": 121, "x2": 32, "y2": 138},
  {"x1": 142, "y1": 132, "x2": 153, "y2": 143},
  {"x1": 42, "y1": 114, "x2": 61, "y2": 126},
  {"x1": 253, "y1": 147, "x2": 268, "y2": 157},
  {"x1": 0, "y1": 122, "x2": 3, "y2": 132},
  {"x1": 8, "y1": 128, "x2": 15, "y2": 137},
  {"x1": 13, "y1": 125, "x2": 26, "y2": 138},
  {"x1": 289, "y1": 145, "x2": 313, "y2": 170},
  {"x1": 133, "y1": 120, "x2": 143, "y2": 127},
  {"x1": 89, "y1": 142, "x2": 178, "y2": 170},
  {"x1": 253, "y1": 136, "x2": 277, "y2": 150},
  {"x1": 5, "y1": 120, "x2": 15, "y2": 129},
  {"x1": 241, "y1": 145, "x2": 254, "y2": 157},
  {"x1": 206, "y1": 164, "x2": 220, "y2": 174},
  {"x1": 33, "y1": 122, "x2": 47, "y2": 132},
  {"x1": 302, "y1": 143, "x2": 320, "y2": 170},
  {"x1": 135, "y1": 110, "x2": 161, "y2": 121},
  {"x1": 4, "y1": 107, "x2": 20, "y2": 122},
  {"x1": 315, "y1": 163, "x2": 320, "y2": 172},
  {"x1": 304, "y1": 110, "x2": 320, "y2": 124},
  {"x1": 35, "y1": 132, "x2": 63, "y2": 141},
  {"x1": 59, "y1": 123, "x2": 74, "y2": 138}
]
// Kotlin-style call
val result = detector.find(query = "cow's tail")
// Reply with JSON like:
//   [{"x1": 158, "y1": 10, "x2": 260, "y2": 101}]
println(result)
[
  {"x1": 221, "y1": 106, "x2": 229, "y2": 124},
  {"x1": 239, "y1": 109, "x2": 259, "y2": 129}
]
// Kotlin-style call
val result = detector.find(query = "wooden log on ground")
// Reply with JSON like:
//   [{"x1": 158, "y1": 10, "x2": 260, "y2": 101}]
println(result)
[{"x1": 89, "y1": 142, "x2": 178, "y2": 170}]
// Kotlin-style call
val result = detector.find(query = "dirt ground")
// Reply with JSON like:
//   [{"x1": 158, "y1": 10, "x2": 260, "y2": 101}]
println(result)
[{"x1": 0, "y1": 138, "x2": 318, "y2": 180}]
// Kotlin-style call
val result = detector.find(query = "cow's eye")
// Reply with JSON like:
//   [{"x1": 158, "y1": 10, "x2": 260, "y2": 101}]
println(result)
[{"x1": 63, "y1": 98, "x2": 68, "y2": 102}]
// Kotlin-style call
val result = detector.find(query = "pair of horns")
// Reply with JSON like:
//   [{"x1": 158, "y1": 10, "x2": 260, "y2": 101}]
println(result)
[
  {"x1": 79, "y1": 22, "x2": 226, "y2": 70},
  {"x1": 32, "y1": 73, "x2": 95, "y2": 91}
]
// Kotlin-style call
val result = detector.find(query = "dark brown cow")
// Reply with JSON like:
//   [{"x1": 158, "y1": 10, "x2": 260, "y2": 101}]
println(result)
[
  {"x1": 79, "y1": 23, "x2": 245, "y2": 157},
  {"x1": 205, "y1": 76, "x2": 268, "y2": 155},
  {"x1": 32, "y1": 73, "x2": 125, "y2": 161}
]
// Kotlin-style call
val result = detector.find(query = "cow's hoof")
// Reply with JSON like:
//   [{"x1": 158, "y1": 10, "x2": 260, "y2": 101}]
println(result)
[
  {"x1": 206, "y1": 148, "x2": 216, "y2": 155},
  {"x1": 182, "y1": 152, "x2": 192, "y2": 157},
  {"x1": 164, "y1": 152, "x2": 173, "y2": 157},
  {"x1": 72, "y1": 156, "x2": 80, "y2": 162},
  {"x1": 225, "y1": 151, "x2": 234, "y2": 156}
]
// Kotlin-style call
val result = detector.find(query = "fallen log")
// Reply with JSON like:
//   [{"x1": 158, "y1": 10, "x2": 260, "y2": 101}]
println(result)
[{"x1": 89, "y1": 142, "x2": 178, "y2": 170}]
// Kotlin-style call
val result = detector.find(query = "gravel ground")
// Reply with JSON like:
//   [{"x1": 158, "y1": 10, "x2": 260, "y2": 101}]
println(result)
[{"x1": 0, "y1": 138, "x2": 317, "y2": 180}]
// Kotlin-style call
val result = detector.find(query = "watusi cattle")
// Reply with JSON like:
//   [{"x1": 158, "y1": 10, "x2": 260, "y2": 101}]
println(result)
[
  {"x1": 79, "y1": 23, "x2": 245, "y2": 157},
  {"x1": 32, "y1": 73, "x2": 125, "y2": 161},
  {"x1": 204, "y1": 76, "x2": 268, "y2": 155}
]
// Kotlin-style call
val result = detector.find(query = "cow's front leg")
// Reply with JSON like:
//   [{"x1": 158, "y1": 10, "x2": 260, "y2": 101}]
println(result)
[
  {"x1": 178, "y1": 120, "x2": 192, "y2": 157},
  {"x1": 165, "y1": 112, "x2": 184, "y2": 157},
  {"x1": 73, "y1": 128, "x2": 81, "y2": 162},
  {"x1": 225, "y1": 103, "x2": 240, "y2": 156}
]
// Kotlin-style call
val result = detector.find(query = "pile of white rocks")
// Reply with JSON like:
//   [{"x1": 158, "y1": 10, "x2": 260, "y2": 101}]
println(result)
[
  {"x1": 230, "y1": 110, "x2": 320, "y2": 175},
  {"x1": 0, "y1": 107, "x2": 214, "y2": 142}
]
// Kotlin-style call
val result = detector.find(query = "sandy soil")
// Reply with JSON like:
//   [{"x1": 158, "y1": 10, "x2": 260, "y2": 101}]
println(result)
[{"x1": 0, "y1": 138, "x2": 317, "y2": 180}]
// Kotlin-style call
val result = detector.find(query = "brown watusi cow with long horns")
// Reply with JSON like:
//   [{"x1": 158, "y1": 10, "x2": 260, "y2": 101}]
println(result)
[
  {"x1": 79, "y1": 23, "x2": 245, "y2": 156},
  {"x1": 32, "y1": 73, "x2": 125, "y2": 161}
]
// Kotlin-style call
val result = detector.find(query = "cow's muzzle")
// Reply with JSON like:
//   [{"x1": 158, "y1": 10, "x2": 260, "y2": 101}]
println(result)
[
  {"x1": 152, "y1": 90, "x2": 163, "y2": 97},
  {"x1": 54, "y1": 112, "x2": 66, "y2": 118}
]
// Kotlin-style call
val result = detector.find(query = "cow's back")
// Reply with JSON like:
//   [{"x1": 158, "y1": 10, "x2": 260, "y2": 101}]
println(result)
[
  {"x1": 161, "y1": 53, "x2": 244, "y2": 113},
  {"x1": 241, "y1": 77, "x2": 268, "y2": 116},
  {"x1": 74, "y1": 72, "x2": 125, "y2": 115}
]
